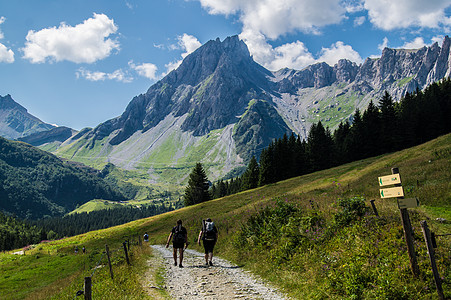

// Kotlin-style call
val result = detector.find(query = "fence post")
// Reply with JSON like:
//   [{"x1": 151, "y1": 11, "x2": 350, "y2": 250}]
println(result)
[
  {"x1": 420, "y1": 221, "x2": 445, "y2": 300},
  {"x1": 123, "y1": 242, "x2": 130, "y2": 265},
  {"x1": 105, "y1": 244, "x2": 114, "y2": 280},
  {"x1": 369, "y1": 199, "x2": 379, "y2": 217},
  {"x1": 392, "y1": 167, "x2": 419, "y2": 277},
  {"x1": 138, "y1": 235, "x2": 142, "y2": 246},
  {"x1": 84, "y1": 277, "x2": 92, "y2": 300}
]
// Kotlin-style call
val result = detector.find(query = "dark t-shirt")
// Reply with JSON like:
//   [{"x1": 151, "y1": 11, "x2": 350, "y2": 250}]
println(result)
[{"x1": 171, "y1": 225, "x2": 187, "y2": 247}]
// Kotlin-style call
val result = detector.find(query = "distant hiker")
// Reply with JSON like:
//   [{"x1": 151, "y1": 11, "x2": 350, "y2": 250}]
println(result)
[
  {"x1": 166, "y1": 219, "x2": 188, "y2": 267},
  {"x1": 197, "y1": 218, "x2": 218, "y2": 266},
  {"x1": 82, "y1": 246, "x2": 86, "y2": 254},
  {"x1": 143, "y1": 232, "x2": 149, "y2": 242},
  {"x1": 74, "y1": 246, "x2": 78, "y2": 254}
]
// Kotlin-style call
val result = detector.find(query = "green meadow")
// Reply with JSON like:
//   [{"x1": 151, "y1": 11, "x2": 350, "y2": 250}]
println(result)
[{"x1": 1, "y1": 133, "x2": 450, "y2": 299}]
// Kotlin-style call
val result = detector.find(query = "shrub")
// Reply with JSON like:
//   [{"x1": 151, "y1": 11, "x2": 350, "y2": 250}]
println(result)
[{"x1": 334, "y1": 196, "x2": 368, "y2": 226}]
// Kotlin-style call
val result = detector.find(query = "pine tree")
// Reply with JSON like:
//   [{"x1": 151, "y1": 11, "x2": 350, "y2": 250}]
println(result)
[
  {"x1": 307, "y1": 121, "x2": 333, "y2": 171},
  {"x1": 242, "y1": 156, "x2": 260, "y2": 190},
  {"x1": 184, "y1": 163, "x2": 211, "y2": 206},
  {"x1": 378, "y1": 91, "x2": 397, "y2": 152}
]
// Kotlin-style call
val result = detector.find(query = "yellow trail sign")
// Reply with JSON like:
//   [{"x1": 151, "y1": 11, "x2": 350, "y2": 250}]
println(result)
[
  {"x1": 380, "y1": 186, "x2": 404, "y2": 198},
  {"x1": 378, "y1": 173, "x2": 401, "y2": 186}
]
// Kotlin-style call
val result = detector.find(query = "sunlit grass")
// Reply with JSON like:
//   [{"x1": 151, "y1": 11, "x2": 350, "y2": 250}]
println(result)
[{"x1": 1, "y1": 133, "x2": 450, "y2": 299}]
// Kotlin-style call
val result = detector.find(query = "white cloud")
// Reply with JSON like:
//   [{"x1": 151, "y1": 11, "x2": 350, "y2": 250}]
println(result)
[
  {"x1": 266, "y1": 41, "x2": 315, "y2": 71},
  {"x1": 318, "y1": 41, "x2": 363, "y2": 66},
  {"x1": 401, "y1": 37, "x2": 426, "y2": 49},
  {"x1": 22, "y1": 13, "x2": 119, "y2": 64},
  {"x1": 199, "y1": 0, "x2": 346, "y2": 39},
  {"x1": 0, "y1": 16, "x2": 14, "y2": 63},
  {"x1": 179, "y1": 34, "x2": 202, "y2": 58},
  {"x1": 0, "y1": 16, "x2": 5, "y2": 39},
  {"x1": 129, "y1": 61, "x2": 158, "y2": 80},
  {"x1": 198, "y1": 1, "x2": 361, "y2": 71},
  {"x1": 165, "y1": 34, "x2": 201, "y2": 74},
  {"x1": 239, "y1": 28, "x2": 361, "y2": 70},
  {"x1": 432, "y1": 35, "x2": 445, "y2": 44},
  {"x1": 354, "y1": 16, "x2": 366, "y2": 27},
  {"x1": 0, "y1": 43, "x2": 14, "y2": 63},
  {"x1": 364, "y1": 0, "x2": 451, "y2": 30},
  {"x1": 76, "y1": 67, "x2": 132, "y2": 82},
  {"x1": 378, "y1": 37, "x2": 389, "y2": 51}
]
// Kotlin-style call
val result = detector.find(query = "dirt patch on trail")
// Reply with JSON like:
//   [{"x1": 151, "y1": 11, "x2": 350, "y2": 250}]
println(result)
[{"x1": 149, "y1": 245, "x2": 288, "y2": 300}]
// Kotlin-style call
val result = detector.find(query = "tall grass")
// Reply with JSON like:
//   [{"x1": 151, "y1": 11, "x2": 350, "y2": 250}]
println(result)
[{"x1": 1, "y1": 134, "x2": 450, "y2": 299}]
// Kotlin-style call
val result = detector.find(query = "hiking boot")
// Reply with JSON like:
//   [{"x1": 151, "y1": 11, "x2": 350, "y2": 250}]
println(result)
[
  {"x1": 209, "y1": 261, "x2": 213, "y2": 266},
  {"x1": 174, "y1": 262, "x2": 177, "y2": 266},
  {"x1": 179, "y1": 264, "x2": 184, "y2": 268}
]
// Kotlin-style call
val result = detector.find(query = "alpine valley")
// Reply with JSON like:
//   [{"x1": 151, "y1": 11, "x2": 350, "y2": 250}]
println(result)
[{"x1": 3, "y1": 35, "x2": 451, "y2": 198}]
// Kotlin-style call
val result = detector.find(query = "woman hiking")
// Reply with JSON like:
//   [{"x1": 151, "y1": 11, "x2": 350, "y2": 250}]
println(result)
[{"x1": 197, "y1": 218, "x2": 218, "y2": 266}]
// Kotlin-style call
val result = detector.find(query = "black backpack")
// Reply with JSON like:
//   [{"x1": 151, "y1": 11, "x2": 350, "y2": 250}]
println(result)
[
  {"x1": 203, "y1": 221, "x2": 216, "y2": 241},
  {"x1": 173, "y1": 225, "x2": 186, "y2": 243}
]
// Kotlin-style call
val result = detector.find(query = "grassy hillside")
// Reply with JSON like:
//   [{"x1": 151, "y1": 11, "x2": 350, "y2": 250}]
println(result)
[
  {"x1": 0, "y1": 137, "x2": 126, "y2": 219},
  {"x1": 1, "y1": 133, "x2": 450, "y2": 299}
]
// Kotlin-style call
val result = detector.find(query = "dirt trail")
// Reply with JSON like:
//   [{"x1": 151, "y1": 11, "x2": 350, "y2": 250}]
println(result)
[{"x1": 149, "y1": 245, "x2": 288, "y2": 300}]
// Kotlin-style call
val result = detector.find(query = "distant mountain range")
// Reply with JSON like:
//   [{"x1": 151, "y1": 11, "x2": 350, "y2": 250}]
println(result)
[
  {"x1": 2, "y1": 35, "x2": 451, "y2": 188},
  {"x1": 0, "y1": 94, "x2": 56, "y2": 140}
]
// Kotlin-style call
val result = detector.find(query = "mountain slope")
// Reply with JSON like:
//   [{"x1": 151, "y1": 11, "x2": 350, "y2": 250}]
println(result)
[
  {"x1": 2, "y1": 133, "x2": 449, "y2": 299},
  {"x1": 0, "y1": 94, "x2": 55, "y2": 140},
  {"x1": 46, "y1": 35, "x2": 451, "y2": 191},
  {"x1": 0, "y1": 136, "x2": 125, "y2": 219}
]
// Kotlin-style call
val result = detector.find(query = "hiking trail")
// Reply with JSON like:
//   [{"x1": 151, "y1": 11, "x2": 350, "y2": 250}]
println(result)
[{"x1": 145, "y1": 244, "x2": 288, "y2": 299}]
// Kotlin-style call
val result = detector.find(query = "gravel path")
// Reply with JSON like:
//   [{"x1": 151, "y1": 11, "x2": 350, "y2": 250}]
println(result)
[{"x1": 150, "y1": 245, "x2": 288, "y2": 300}]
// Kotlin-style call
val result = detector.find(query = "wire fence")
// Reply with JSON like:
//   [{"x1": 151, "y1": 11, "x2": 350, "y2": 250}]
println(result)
[{"x1": 72, "y1": 236, "x2": 143, "y2": 300}]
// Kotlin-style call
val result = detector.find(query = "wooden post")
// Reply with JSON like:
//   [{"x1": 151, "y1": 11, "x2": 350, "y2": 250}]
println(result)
[
  {"x1": 392, "y1": 168, "x2": 419, "y2": 277},
  {"x1": 127, "y1": 239, "x2": 130, "y2": 251},
  {"x1": 84, "y1": 277, "x2": 92, "y2": 300},
  {"x1": 105, "y1": 244, "x2": 114, "y2": 280},
  {"x1": 138, "y1": 235, "x2": 142, "y2": 246},
  {"x1": 420, "y1": 221, "x2": 445, "y2": 300},
  {"x1": 369, "y1": 199, "x2": 379, "y2": 217},
  {"x1": 123, "y1": 242, "x2": 130, "y2": 265}
]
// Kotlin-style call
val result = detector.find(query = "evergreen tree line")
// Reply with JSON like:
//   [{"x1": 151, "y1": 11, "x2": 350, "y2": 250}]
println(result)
[
  {"x1": 31, "y1": 203, "x2": 175, "y2": 238},
  {"x1": 0, "y1": 203, "x2": 176, "y2": 251},
  {"x1": 211, "y1": 79, "x2": 451, "y2": 198},
  {"x1": 0, "y1": 211, "x2": 46, "y2": 251}
]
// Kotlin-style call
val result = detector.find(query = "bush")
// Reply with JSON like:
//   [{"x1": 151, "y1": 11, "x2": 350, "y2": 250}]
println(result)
[{"x1": 334, "y1": 196, "x2": 368, "y2": 226}]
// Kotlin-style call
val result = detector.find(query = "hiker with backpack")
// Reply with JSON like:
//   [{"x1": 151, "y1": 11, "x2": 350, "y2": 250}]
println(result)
[
  {"x1": 166, "y1": 219, "x2": 188, "y2": 268},
  {"x1": 197, "y1": 218, "x2": 218, "y2": 266},
  {"x1": 143, "y1": 232, "x2": 149, "y2": 242}
]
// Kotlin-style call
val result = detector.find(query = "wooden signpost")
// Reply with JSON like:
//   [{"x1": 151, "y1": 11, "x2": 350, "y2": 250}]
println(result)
[{"x1": 378, "y1": 168, "x2": 420, "y2": 277}]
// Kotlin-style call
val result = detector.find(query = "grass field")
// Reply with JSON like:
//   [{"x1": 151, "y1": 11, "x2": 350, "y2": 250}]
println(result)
[{"x1": 1, "y1": 133, "x2": 450, "y2": 299}]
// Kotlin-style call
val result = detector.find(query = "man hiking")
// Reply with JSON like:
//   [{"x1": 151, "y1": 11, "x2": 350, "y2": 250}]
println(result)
[
  {"x1": 166, "y1": 219, "x2": 188, "y2": 268},
  {"x1": 143, "y1": 232, "x2": 149, "y2": 242},
  {"x1": 197, "y1": 218, "x2": 218, "y2": 266}
]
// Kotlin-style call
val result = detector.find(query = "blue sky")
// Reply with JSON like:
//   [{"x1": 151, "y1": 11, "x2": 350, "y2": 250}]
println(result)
[{"x1": 1, "y1": 0, "x2": 451, "y2": 130}]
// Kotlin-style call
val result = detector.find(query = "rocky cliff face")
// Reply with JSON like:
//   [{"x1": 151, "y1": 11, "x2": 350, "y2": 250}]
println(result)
[
  {"x1": 91, "y1": 36, "x2": 272, "y2": 146},
  {"x1": 49, "y1": 35, "x2": 451, "y2": 186},
  {"x1": 0, "y1": 94, "x2": 55, "y2": 140}
]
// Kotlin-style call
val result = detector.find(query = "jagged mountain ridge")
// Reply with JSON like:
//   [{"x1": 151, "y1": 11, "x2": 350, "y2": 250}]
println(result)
[
  {"x1": 0, "y1": 94, "x2": 56, "y2": 140},
  {"x1": 45, "y1": 35, "x2": 451, "y2": 187}
]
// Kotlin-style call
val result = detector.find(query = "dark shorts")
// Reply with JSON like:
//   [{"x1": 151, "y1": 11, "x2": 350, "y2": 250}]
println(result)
[
  {"x1": 203, "y1": 240, "x2": 216, "y2": 254},
  {"x1": 173, "y1": 242, "x2": 184, "y2": 249}
]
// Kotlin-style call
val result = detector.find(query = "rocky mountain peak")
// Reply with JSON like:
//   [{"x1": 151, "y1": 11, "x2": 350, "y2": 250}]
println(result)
[
  {"x1": 0, "y1": 94, "x2": 27, "y2": 112},
  {"x1": 164, "y1": 35, "x2": 253, "y2": 87}
]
